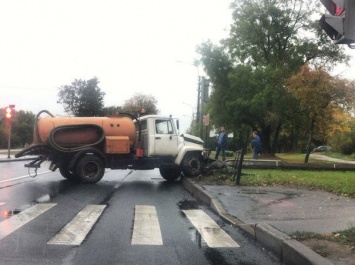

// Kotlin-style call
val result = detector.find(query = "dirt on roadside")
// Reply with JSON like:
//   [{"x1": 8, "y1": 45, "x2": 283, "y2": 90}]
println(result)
[{"x1": 300, "y1": 238, "x2": 355, "y2": 265}]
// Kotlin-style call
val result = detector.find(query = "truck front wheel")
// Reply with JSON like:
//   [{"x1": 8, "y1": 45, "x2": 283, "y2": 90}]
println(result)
[
  {"x1": 181, "y1": 152, "x2": 203, "y2": 177},
  {"x1": 159, "y1": 166, "x2": 181, "y2": 181},
  {"x1": 75, "y1": 154, "x2": 105, "y2": 184}
]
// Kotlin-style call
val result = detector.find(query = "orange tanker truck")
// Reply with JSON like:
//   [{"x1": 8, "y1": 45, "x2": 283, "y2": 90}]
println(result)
[{"x1": 15, "y1": 110, "x2": 206, "y2": 183}]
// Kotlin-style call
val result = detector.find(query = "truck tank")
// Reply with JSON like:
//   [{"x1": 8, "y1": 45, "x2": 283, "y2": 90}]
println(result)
[{"x1": 34, "y1": 116, "x2": 137, "y2": 148}]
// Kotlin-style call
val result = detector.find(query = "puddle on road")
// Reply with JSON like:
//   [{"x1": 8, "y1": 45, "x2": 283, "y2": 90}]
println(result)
[
  {"x1": 1, "y1": 203, "x2": 33, "y2": 219},
  {"x1": 36, "y1": 194, "x2": 51, "y2": 203},
  {"x1": 177, "y1": 199, "x2": 202, "y2": 210},
  {"x1": 1, "y1": 193, "x2": 51, "y2": 219},
  {"x1": 177, "y1": 199, "x2": 238, "y2": 265},
  {"x1": 241, "y1": 189, "x2": 268, "y2": 194}
]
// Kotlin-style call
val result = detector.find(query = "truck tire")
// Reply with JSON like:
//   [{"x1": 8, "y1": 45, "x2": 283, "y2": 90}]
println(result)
[
  {"x1": 159, "y1": 166, "x2": 181, "y2": 181},
  {"x1": 75, "y1": 154, "x2": 105, "y2": 184},
  {"x1": 59, "y1": 167, "x2": 77, "y2": 182},
  {"x1": 181, "y1": 152, "x2": 203, "y2": 177},
  {"x1": 59, "y1": 159, "x2": 78, "y2": 181}
]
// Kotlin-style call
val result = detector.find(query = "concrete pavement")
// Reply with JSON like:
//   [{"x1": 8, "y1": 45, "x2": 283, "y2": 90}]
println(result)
[{"x1": 181, "y1": 177, "x2": 353, "y2": 265}]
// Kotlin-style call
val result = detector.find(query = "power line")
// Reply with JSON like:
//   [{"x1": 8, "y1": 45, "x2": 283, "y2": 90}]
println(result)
[{"x1": 0, "y1": 86, "x2": 56, "y2": 91}]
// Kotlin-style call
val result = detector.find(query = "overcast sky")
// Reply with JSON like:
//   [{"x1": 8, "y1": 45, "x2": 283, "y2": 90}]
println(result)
[{"x1": 0, "y1": 0, "x2": 354, "y2": 133}]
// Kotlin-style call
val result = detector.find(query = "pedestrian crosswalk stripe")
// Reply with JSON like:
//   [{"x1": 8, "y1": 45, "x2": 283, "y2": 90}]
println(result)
[
  {"x1": 183, "y1": 209, "x2": 240, "y2": 248},
  {"x1": 47, "y1": 204, "x2": 106, "y2": 245},
  {"x1": 131, "y1": 205, "x2": 163, "y2": 245},
  {"x1": 0, "y1": 203, "x2": 57, "y2": 241}
]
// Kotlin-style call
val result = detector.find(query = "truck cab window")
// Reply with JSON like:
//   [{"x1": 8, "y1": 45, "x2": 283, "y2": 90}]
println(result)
[{"x1": 155, "y1": 120, "x2": 173, "y2": 134}]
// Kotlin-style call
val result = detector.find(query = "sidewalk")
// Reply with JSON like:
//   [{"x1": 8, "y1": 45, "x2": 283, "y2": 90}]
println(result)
[
  {"x1": 181, "y1": 178, "x2": 355, "y2": 265},
  {"x1": 203, "y1": 185, "x2": 355, "y2": 234}
]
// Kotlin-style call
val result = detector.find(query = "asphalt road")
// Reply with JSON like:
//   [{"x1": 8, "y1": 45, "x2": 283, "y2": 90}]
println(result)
[{"x1": 0, "y1": 161, "x2": 281, "y2": 265}]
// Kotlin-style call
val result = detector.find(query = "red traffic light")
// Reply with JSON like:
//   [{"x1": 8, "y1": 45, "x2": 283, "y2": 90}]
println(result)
[
  {"x1": 319, "y1": 0, "x2": 355, "y2": 46},
  {"x1": 320, "y1": 0, "x2": 344, "y2": 15}
]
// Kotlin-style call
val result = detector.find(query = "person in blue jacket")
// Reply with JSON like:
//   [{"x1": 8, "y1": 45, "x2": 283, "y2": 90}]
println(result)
[
  {"x1": 215, "y1": 126, "x2": 228, "y2": 161},
  {"x1": 252, "y1": 131, "x2": 262, "y2": 159}
]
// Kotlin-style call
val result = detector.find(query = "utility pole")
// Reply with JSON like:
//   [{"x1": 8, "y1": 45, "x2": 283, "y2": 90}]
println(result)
[
  {"x1": 197, "y1": 76, "x2": 203, "y2": 139},
  {"x1": 7, "y1": 122, "x2": 11, "y2": 158}
]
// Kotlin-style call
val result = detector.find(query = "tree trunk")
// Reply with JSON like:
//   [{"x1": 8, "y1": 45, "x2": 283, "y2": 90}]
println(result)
[
  {"x1": 271, "y1": 121, "x2": 282, "y2": 155},
  {"x1": 304, "y1": 118, "x2": 315, "y2": 163}
]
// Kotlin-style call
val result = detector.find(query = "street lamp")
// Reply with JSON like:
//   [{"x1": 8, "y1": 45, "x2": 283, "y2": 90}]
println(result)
[{"x1": 175, "y1": 60, "x2": 203, "y2": 136}]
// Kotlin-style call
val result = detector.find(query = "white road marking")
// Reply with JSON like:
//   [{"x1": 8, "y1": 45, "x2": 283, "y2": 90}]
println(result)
[
  {"x1": 183, "y1": 209, "x2": 240, "y2": 248},
  {"x1": 0, "y1": 203, "x2": 56, "y2": 241},
  {"x1": 47, "y1": 204, "x2": 106, "y2": 245},
  {"x1": 131, "y1": 205, "x2": 163, "y2": 245},
  {"x1": 0, "y1": 171, "x2": 51, "y2": 183}
]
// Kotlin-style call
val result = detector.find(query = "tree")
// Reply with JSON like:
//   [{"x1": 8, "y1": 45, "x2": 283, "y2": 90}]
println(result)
[
  {"x1": 102, "y1": 106, "x2": 124, "y2": 116},
  {"x1": 0, "y1": 109, "x2": 35, "y2": 148},
  {"x1": 198, "y1": 0, "x2": 349, "y2": 154},
  {"x1": 11, "y1": 110, "x2": 36, "y2": 148},
  {"x1": 122, "y1": 93, "x2": 159, "y2": 116},
  {"x1": 288, "y1": 64, "x2": 355, "y2": 162},
  {"x1": 57, "y1": 77, "x2": 105, "y2": 116}
]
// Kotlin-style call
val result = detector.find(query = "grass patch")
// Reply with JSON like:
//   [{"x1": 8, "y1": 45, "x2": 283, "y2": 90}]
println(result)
[
  {"x1": 239, "y1": 169, "x2": 355, "y2": 197},
  {"x1": 206, "y1": 152, "x2": 355, "y2": 197},
  {"x1": 291, "y1": 227, "x2": 355, "y2": 247}
]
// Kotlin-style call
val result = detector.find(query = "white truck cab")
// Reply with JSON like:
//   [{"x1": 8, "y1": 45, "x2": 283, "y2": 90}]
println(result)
[{"x1": 138, "y1": 115, "x2": 205, "y2": 180}]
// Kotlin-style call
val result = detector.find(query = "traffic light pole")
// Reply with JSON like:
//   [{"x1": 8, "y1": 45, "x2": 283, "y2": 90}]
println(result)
[{"x1": 7, "y1": 121, "x2": 11, "y2": 158}]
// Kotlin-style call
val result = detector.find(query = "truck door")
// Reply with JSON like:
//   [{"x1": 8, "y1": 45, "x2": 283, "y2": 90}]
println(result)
[{"x1": 154, "y1": 119, "x2": 179, "y2": 156}]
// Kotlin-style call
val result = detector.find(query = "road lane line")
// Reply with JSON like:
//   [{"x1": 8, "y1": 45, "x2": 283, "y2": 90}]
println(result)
[
  {"x1": 131, "y1": 205, "x2": 163, "y2": 245},
  {"x1": 0, "y1": 203, "x2": 56, "y2": 241},
  {"x1": 0, "y1": 171, "x2": 51, "y2": 183},
  {"x1": 183, "y1": 209, "x2": 240, "y2": 248},
  {"x1": 47, "y1": 204, "x2": 106, "y2": 245}
]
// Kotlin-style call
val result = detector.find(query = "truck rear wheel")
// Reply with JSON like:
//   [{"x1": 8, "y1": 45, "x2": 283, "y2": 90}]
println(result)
[
  {"x1": 59, "y1": 160, "x2": 78, "y2": 181},
  {"x1": 159, "y1": 166, "x2": 181, "y2": 181},
  {"x1": 59, "y1": 167, "x2": 77, "y2": 182},
  {"x1": 75, "y1": 154, "x2": 105, "y2": 184},
  {"x1": 181, "y1": 152, "x2": 203, "y2": 177}
]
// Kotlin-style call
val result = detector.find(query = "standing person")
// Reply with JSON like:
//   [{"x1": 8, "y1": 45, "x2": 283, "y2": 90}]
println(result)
[
  {"x1": 252, "y1": 131, "x2": 262, "y2": 159},
  {"x1": 215, "y1": 126, "x2": 228, "y2": 161}
]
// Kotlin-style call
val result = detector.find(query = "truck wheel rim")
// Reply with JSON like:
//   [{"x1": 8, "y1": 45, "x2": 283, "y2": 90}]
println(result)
[
  {"x1": 82, "y1": 161, "x2": 99, "y2": 178},
  {"x1": 188, "y1": 158, "x2": 200, "y2": 172}
]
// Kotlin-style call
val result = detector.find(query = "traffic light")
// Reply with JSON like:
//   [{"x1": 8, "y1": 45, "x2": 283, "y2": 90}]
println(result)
[
  {"x1": 319, "y1": 0, "x2": 355, "y2": 47},
  {"x1": 201, "y1": 77, "x2": 210, "y2": 102},
  {"x1": 4, "y1": 105, "x2": 15, "y2": 120}
]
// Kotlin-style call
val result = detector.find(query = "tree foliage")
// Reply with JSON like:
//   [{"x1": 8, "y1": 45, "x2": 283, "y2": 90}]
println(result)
[
  {"x1": 102, "y1": 106, "x2": 124, "y2": 116},
  {"x1": 198, "y1": 0, "x2": 350, "y2": 154},
  {"x1": 0, "y1": 110, "x2": 35, "y2": 148},
  {"x1": 122, "y1": 93, "x2": 159, "y2": 116},
  {"x1": 288, "y1": 64, "x2": 355, "y2": 161},
  {"x1": 57, "y1": 77, "x2": 105, "y2": 117}
]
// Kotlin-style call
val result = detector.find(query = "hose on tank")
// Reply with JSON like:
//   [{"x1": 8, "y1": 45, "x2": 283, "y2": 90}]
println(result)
[
  {"x1": 34, "y1": 110, "x2": 55, "y2": 144},
  {"x1": 47, "y1": 124, "x2": 106, "y2": 153}
]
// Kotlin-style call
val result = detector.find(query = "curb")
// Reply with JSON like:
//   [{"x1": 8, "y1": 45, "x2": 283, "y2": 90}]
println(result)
[{"x1": 181, "y1": 177, "x2": 334, "y2": 265}]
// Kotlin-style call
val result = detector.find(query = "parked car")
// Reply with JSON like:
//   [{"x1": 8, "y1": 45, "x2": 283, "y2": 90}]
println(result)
[{"x1": 312, "y1": 146, "x2": 332, "y2": 152}]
